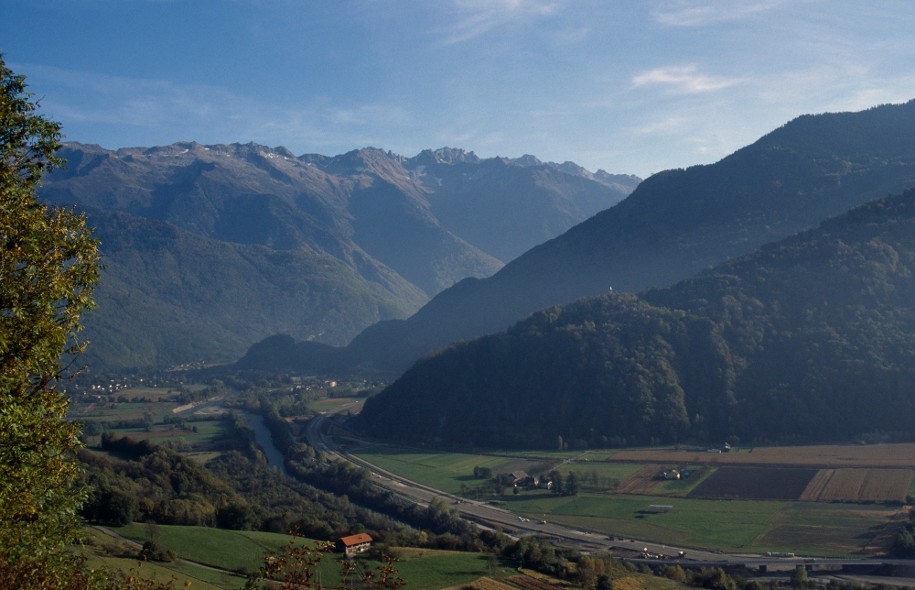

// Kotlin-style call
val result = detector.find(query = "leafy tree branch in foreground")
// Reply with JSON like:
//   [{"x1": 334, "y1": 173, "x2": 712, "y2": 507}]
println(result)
[{"x1": 0, "y1": 53, "x2": 101, "y2": 586}]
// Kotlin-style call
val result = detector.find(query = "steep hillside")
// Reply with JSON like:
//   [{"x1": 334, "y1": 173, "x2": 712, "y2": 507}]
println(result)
[
  {"x1": 260, "y1": 99, "x2": 915, "y2": 374},
  {"x1": 44, "y1": 142, "x2": 499, "y2": 297},
  {"x1": 81, "y1": 209, "x2": 424, "y2": 372},
  {"x1": 356, "y1": 188, "x2": 915, "y2": 448},
  {"x1": 40, "y1": 143, "x2": 633, "y2": 371}
]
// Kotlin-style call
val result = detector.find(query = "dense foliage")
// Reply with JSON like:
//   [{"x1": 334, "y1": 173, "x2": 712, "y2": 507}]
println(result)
[
  {"x1": 646, "y1": 191, "x2": 915, "y2": 442},
  {"x1": 359, "y1": 295, "x2": 724, "y2": 448},
  {"x1": 891, "y1": 507, "x2": 915, "y2": 558},
  {"x1": 0, "y1": 54, "x2": 102, "y2": 585},
  {"x1": 358, "y1": 189, "x2": 915, "y2": 448},
  {"x1": 80, "y1": 433, "x2": 238, "y2": 527},
  {"x1": 78, "y1": 415, "x2": 502, "y2": 553}
]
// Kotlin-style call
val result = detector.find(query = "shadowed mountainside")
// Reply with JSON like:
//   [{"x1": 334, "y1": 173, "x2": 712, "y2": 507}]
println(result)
[{"x1": 357, "y1": 188, "x2": 915, "y2": 448}]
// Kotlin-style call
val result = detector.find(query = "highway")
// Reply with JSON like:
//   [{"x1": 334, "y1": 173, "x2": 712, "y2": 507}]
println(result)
[{"x1": 303, "y1": 411, "x2": 915, "y2": 579}]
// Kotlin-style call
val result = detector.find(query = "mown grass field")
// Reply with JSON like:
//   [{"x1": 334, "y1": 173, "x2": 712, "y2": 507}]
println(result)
[
  {"x1": 72, "y1": 387, "x2": 231, "y2": 456},
  {"x1": 352, "y1": 444, "x2": 914, "y2": 557},
  {"x1": 354, "y1": 446, "x2": 652, "y2": 496},
  {"x1": 509, "y1": 493, "x2": 781, "y2": 550},
  {"x1": 506, "y1": 492, "x2": 898, "y2": 556},
  {"x1": 393, "y1": 548, "x2": 517, "y2": 589},
  {"x1": 102, "y1": 524, "x2": 515, "y2": 589},
  {"x1": 308, "y1": 395, "x2": 366, "y2": 413},
  {"x1": 74, "y1": 400, "x2": 173, "y2": 421},
  {"x1": 355, "y1": 447, "x2": 531, "y2": 494},
  {"x1": 753, "y1": 503, "x2": 905, "y2": 556},
  {"x1": 564, "y1": 461, "x2": 648, "y2": 493},
  {"x1": 79, "y1": 527, "x2": 246, "y2": 589}
]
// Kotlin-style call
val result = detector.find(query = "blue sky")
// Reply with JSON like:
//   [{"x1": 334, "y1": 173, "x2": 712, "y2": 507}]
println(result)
[{"x1": 2, "y1": 0, "x2": 914, "y2": 178}]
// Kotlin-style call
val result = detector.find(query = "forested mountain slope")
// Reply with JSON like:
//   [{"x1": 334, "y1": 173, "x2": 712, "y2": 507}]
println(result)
[
  {"x1": 356, "y1": 189, "x2": 915, "y2": 448},
  {"x1": 81, "y1": 208, "x2": 424, "y2": 371},
  {"x1": 39, "y1": 143, "x2": 634, "y2": 372},
  {"x1": 253, "y1": 100, "x2": 915, "y2": 375}
]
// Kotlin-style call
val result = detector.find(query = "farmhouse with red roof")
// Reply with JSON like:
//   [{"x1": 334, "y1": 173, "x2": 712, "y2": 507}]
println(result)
[{"x1": 335, "y1": 533, "x2": 373, "y2": 557}]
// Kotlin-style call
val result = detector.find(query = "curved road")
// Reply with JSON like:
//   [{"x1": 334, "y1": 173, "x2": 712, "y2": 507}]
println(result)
[{"x1": 304, "y1": 412, "x2": 915, "y2": 577}]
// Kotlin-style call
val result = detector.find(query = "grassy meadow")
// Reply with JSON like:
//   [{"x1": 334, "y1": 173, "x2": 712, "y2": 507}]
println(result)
[
  {"x1": 354, "y1": 448, "x2": 521, "y2": 494},
  {"x1": 91, "y1": 524, "x2": 517, "y2": 590},
  {"x1": 78, "y1": 527, "x2": 247, "y2": 589},
  {"x1": 352, "y1": 444, "x2": 913, "y2": 557}
]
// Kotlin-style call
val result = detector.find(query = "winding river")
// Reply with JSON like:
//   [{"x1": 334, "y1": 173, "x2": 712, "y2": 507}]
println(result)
[{"x1": 240, "y1": 411, "x2": 288, "y2": 475}]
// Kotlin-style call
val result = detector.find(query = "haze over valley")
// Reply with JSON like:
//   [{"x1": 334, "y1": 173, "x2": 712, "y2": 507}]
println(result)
[
  {"x1": 39, "y1": 143, "x2": 637, "y2": 372},
  {"x1": 6, "y1": 3, "x2": 915, "y2": 587},
  {"x1": 41, "y1": 97, "x2": 915, "y2": 452}
]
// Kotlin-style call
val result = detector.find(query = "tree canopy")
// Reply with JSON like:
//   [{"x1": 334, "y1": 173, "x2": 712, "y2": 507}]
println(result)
[
  {"x1": 357, "y1": 188, "x2": 915, "y2": 449},
  {"x1": 0, "y1": 53, "x2": 101, "y2": 581}
]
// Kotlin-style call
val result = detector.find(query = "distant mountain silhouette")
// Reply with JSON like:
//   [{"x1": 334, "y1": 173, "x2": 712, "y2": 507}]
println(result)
[
  {"x1": 244, "y1": 99, "x2": 915, "y2": 375},
  {"x1": 40, "y1": 142, "x2": 635, "y2": 372}
]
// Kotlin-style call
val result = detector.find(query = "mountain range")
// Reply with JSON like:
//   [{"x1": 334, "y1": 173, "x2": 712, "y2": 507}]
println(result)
[
  {"x1": 39, "y1": 143, "x2": 637, "y2": 373},
  {"x1": 356, "y1": 186, "x2": 915, "y2": 448},
  {"x1": 239, "y1": 99, "x2": 915, "y2": 375}
]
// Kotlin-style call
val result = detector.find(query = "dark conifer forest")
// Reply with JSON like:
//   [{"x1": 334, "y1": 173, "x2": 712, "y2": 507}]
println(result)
[{"x1": 357, "y1": 189, "x2": 915, "y2": 448}]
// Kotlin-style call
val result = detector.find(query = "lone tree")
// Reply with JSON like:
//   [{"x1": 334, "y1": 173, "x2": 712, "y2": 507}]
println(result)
[{"x1": 0, "y1": 54, "x2": 101, "y2": 579}]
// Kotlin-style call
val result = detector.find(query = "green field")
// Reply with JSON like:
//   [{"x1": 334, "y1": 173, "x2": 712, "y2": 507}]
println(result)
[
  {"x1": 351, "y1": 446, "x2": 651, "y2": 496},
  {"x1": 391, "y1": 549, "x2": 516, "y2": 589},
  {"x1": 354, "y1": 447, "x2": 656, "y2": 496},
  {"x1": 80, "y1": 527, "x2": 246, "y2": 589},
  {"x1": 308, "y1": 395, "x2": 366, "y2": 412},
  {"x1": 101, "y1": 524, "x2": 511, "y2": 589},
  {"x1": 508, "y1": 493, "x2": 780, "y2": 550},
  {"x1": 508, "y1": 492, "x2": 891, "y2": 556},
  {"x1": 352, "y1": 447, "x2": 902, "y2": 557},
  {"x1": 752, "y1": 502, "x2": 904, "y2": 556},
  {"x1": 564, "y1": 462, "x2": 648, "y2": 492},
  {"x1": 115, "y1": 523, "x2": 298, "y2": 573},
  {"x1": 355, "y1": 448, "x2": 527, "y2": 494},
  {"x1": 75, "y1": 400, "x2": 174, "y2": 421}
]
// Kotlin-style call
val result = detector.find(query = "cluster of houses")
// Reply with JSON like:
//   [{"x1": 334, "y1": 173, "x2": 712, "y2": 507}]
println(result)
[
  {"x1": 501, "y1": 470, "x2": 551, "y2": 491},
  {"x1": 657, "y1": 467, "x2": 698, "y2": 481}
]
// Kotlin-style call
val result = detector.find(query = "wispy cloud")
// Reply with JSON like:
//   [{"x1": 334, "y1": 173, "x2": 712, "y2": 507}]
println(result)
[
  {"x1": 651, "y1": 0, "x2": 790, "y2": 27},
  {"x1": 327, "y1": 104, "x2": 411, "y2": 127},
  {"x1": 438, "y1": 0, "x2": 560, "y2": 45},
  {"x1": 21, "y1": 64, "x2": 417, "y2": 154},
  {"x1": 631, "y1": 64, "x2": 741, "y2": 94},
  {"x1": 26, "y1": 65, "x2": 246, "y2": 129},
  {"x1": 633, "y1": 115, "x2": 690, "y2": 136}
]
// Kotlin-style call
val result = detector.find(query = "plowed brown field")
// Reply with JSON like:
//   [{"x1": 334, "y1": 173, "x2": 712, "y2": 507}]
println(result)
[
  {"x1": 800, "y1": 468, "x2": 913, "y2": 502},
  {"x1": 616, "y1": 465, "x2": 662, "y2": 494},
  {"x1": 688, "y1": 466, "x2": 818, "y2": 500}
]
